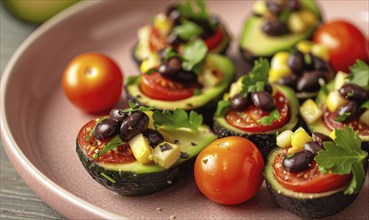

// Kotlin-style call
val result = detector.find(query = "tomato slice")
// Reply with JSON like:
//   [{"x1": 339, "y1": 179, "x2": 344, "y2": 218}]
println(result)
[
  {"x1": 323, "y1": 109, "x2": 369, "y2": 136},
  {"x1": 140, "y1": 72, "x2": 197, "y2": 101},
  {"x1": 273, "y1": 150, "x2": 351, "y2": 193},
  {"x1": 149, "y1": 27, "x2": 168, "y2": 52},
  {"x1": 78, "y1": 120, "x2": 135, "y2": 163},
  {"x1": 226, "y1": 91, "x2": 289, "y2": 132},
  {"x1": 204, "y1": 26, "x2": 225, "y2": 51}
]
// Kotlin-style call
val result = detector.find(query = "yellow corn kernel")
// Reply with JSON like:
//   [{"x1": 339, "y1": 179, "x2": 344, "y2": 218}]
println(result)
[
  {"x1": 289, "y1": 127, "x2": 313, "y2": 154},
  {"x1": 334, "y1": 71, "x2": 349, "y2": 90},
  {"x1": 329, "y1": 130, "x2": 336, "y2": 140},
  {"x1": 296, "y1": 40, "x2": 313, "y2": 54},
  {"x1": 253, "y1": 1, "x2": 267, "y2": 15},
  {"x1": 300, "y1": 10, "x2": 317, "y2": 25},
  {"x1": 269, "y1": 51, "x2": 291, "y2": 82},
  {"x1": 140, "y1": 53, "x2": 160, "y2": 74},
  {"x1": 288, "y1": 10, "x2": 317, "y2": 34},
  {"x1": 276, "y1": 130, "x2": 293, "y2": 148},
  {"x1": 326, "y1": 91, "x2": 347, "y2": 112},
  {"x1": 269, "y1": 68, "x2": 292, "y2": 82},
  {"x1": 300, "y1": 99, "x2": 323, "y2": 124},
  {"x1": 144, "y1": 111, "x2": 154, "y2": 129},
  {"x1": 311, "y1": 44, "x2": 329, "y2": 61},
  {"x1": 153, "y1": 13, "x2": 173, "y2": 36},
  {"x1": 271, "y1": 51, "x2": 290, "y2": 69},
  {"x1": 129, "y1": 134, "x2": 153, "y2": 164}
]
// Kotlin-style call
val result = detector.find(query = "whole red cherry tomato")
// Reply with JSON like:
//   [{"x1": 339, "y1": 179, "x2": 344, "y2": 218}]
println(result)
[
  {"x1": 194, "y1": 136, "x2": 264, "y2": 205},
  {"x1": 313, "y1": 20, "x2": 369, "y2": 72},
  {"x1": 62, "y1": 53, "x2": 123, "y2": 113}
]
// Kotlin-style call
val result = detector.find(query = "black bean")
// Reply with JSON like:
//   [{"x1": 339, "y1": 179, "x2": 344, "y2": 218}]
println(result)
[
  {"x1": 158, "y1": 57, "x2": 182, "y2": 76},
  {"x1": 339, "y1": 83, "x2": 369, "y2": 102},
  {"x1": 286, "y1": 0, "x2": 300, "y2": 11},
  {"x1": 266, "y1": 1, "x2": 282, "y2": 15},
  {"x1": 262, "y1": 19, "x2": 288, "y2": 36},
  {"x1": 120, "y1": 112, "x2": 149, "y2": 141},
  {"x1": 109, "y1": 108, "x2": 127, "y2": 123},
  {"x1": 169, "y1": 70, "x2": 198, "y2": 83},
  {"x1": 336, "y1": 101, "x2": 360, "y2": 122},
  {"x1": 251, "y1": 91, "x2": 275, "y2": 111},
  {"x1": 143, "y1": 129, "x2": 164, "y2": 148},
  {"x1": 265, "y1": 84, "x2": 273, "y2": 94},
  {"x1": 312, "y1": 55, "x2": 328, "y2": 71},
  {"x1": 278, "y1": 74, "x2": 298, "y2": 89},
  {"x1": 283, "y1": 150, "x2": 315, "y2": 173},
  {"x1": 231, "y1": 94, "x2": 249, "y2": 111},
  {"x1": 287, "y1": 51, "x2": 305, "y2": 73},
  {"x1": 312, "y1": 132, "x2": 332, "y2": 145},
  {"x1": 93, "y1": 118, "x2": 119, "y2": 141},
  {"x1": 297, "y1": 70, "x2": 327, "y2": 92},
  {"x1": 304, "y1": 141, "x2": 323, "y2": 155}
]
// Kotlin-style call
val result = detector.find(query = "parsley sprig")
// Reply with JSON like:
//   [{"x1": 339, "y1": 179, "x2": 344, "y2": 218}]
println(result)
[
  {"x1": 257, "y1": 109, "x2": 281, "y2": 126},
  {"x1": 153, "y1": 108, "x2": 203, "y2": 131},
  {"x1": 93, "y1": 135, "x2": 125, "y2": 159},
  {"x1": 240, "y1": 58, "x2": 270, "y2": 96},
  {"x1": 176, "y1": 0, "x2": 209, "y2": 21},
  {"x1": 315, "y1": 126, "x2": 368, "y2": 195},
  {"x1": 173, "y1": 19, "x2": 203, "y2": 41},
  {"x1": 122, "y1": 100, "x2": 156, "y2": 113},
  {"x1": 348, "y1": 60, "x2": 369, "y2": 88}
]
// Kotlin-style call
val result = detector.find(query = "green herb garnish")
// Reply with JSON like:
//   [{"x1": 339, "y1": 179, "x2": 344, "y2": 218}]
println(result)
[
  {"x1": 85, "y1": 117, "x2": 105, "y2": 142},
  {"x1": 94, "y1": 135, "x2": 125, "y2": 159},
  {"x1": 193, "y1": 88, "x2": 202, "y2": 96},
  {"x1": 122, "y1": 100, "x2": 156, "y2": 113},
  {"x1": 348, "y1": 60, "x2": 369, "y2": 88},
  {"x1": 182, "y1": 39, "x2": 208, "y2": 74},
  {"x1": 153, "y1": 108, "x2": 203, "y2": 130},
  {"x1": 145, "y1": 68, "x2": 157, "y2": 75},
  {"x1": 101, "y1": 172, "x2": 116, "y2": 184},
  {"x1": 176, "y1": 0, "x2": 209, "y2": 21},
  {"x1": 315, "y1": 126, "x2": 368, "y2": 195},
  {"x1": 304, "y1": 53, "x2": 312, "y2": 65},
  {"x1": 215, "y1": 100, "x2": 231, "y2": 117},
  {"x1": 257, "y1": 109, "x2": 281, "y2": 126},
  {"x1": 335, "y1": 112, "x2": 351, "y2": 122},
  {"x1": 361, "y1": 100, "x2": 369, "y2": 109},
  {"x1": 173, "y1": 19, "x2": 203, "y2": 41},
  {"x1": 162, "y1": 47, "x2": 178, "y2": 61},
  {"x1": 240, "y1": 58, "x2": 270, "y2": 96}
]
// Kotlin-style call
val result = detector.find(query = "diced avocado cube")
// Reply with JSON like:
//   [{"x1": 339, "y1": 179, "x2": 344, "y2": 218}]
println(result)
[
  {"x1": 300, "y1": 99, "x2": 323, "y2": 124},
  {"x1": 153, "y1": 142, "x2": 180, "y2": 169}
]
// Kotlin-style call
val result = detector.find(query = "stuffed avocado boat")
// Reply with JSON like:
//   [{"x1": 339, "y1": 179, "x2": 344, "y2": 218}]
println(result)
[
  {"x1": 76, "y1": 104, "x2": 216, "y2": 196},
  {"x1": 239, "y1": 0, "x2": 322, "y2": 62},
  {"x1": 268, "y1": 40, "x2": 334, "y2": 100},
  {"x1": 265, "y1": 127, "x2": 368, "y2": 218},
  {"x1": 213, "y1": 58, "x2": 299, "y2": 160},
  {"x1": 126, "y1": 39, "x2": 235, "y2": 125},
  {"x1": 133, "y1": 0, "x2": 230, "y2": 64},
  {"x1": 300, "y1": 60, "x2": 369, "y2": 152}
]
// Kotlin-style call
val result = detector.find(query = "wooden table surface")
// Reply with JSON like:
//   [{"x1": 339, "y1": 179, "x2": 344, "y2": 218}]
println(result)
[{"x1": 0, "y1": 4, "x2": 64, "y2": 220}]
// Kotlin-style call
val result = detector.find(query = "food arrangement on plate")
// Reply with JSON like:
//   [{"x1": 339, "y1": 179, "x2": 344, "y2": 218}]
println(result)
[{"x1": 58, "y1": 0, "x2": 368, "y2": 218}]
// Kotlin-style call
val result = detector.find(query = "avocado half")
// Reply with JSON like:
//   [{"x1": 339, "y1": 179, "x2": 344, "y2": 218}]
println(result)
[
  {"x1": 239, "y1": 0, "x2": 322, "y2": 62},
  {"x1": 309, "y1": 81, "x2": 369, "y2": 152},
  {"x1": 125, "y1": 53, "x2": 235, "y2": 125},
  {"x1": 213, "y1": 84, "x2": 299, "y2": 160},
  {"x1": 132, "y1": 24, "x2": 231, "y2": 65},
  {"x1": 76, "y1": 124, "x2": 216, "y2": 196},
  {"x1": 265, "y1": 148, "x2": 366, "y2": 218}
]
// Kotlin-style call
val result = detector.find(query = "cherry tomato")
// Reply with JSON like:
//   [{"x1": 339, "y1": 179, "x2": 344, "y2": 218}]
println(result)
[
  {"x1": 226, "y1": 91, "x2": 289, "y2": 132},
  {"x1": 140, "y1": 72, "x2": 196, "y2": 101},
  {"x1": 194, "y1": 137, "x2": 264, "y2": 205},
  {"x1": 313, "y1": 20, "x2": 369, "y2": 72},
  {"x1": 204, "y1": 26, "x2": 225, "y2": 51},
  {"x1": 273, "y1": 151, "x2": 351, "y2": 193},
  {"x1": 62, "y1": 53, "x2": 123, "y2": 113},
  {"x1": 323, "y1": 109, "x2": 369, "y2": 136}
]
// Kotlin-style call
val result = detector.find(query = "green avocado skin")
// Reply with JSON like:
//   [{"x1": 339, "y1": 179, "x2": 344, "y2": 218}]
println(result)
[{"x1": 76, "y1": 141, "x2": 195, "y2": 196}]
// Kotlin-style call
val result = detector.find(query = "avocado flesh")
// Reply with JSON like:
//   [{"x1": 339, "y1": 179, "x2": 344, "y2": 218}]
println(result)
[
  {"x1": 76, "y1": 126, "x2": 216, "y2": 196},
  {"x1": 133, "y1": 24, "x2": 231, "y2": 64},
  {"x1": 265, "y1": 149, "x2": 360, "y2": 218},
  {"x1": 309, "y1": 81, "x2": 369, "y2": 151},
  {"x1": 125, "y1": 54, "x2": 235, "y2": 125},
  {"x1": 3, "y1": 0, "x2": 78, "y2": 24},
  {"x1": 213, "y1": 84, "x2": 299, "y2": 160},
  {"x1": 239, "y1": 0, "x2": 321, "y2": 59}
]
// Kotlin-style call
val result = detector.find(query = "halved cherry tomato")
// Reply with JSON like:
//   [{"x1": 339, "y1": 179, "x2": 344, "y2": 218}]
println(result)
[
  {"x1": 323, "y1": 109, "x2": 369, "y2": 136},
  {"x1": 194, "y1": 136, "x2": 264, "y2": 205},
  {"x1": 226, "y1": 91, "x2": 289, "y2": 132},
  {"x1": 274, "y1": 151, "x2": 351, "y2": 193},
  {"x1": 78, "y1": 120, "x2": 135, "y2": 163},
  {"x1": 313, "y1": 20, "x2": 369, "y2": 72},
  {"x1": 204, "y1": 26, "x2": 225, "y2": 51},
  {"x1": 140, "y1": 72, "x2": 197, "y2": 101},
  {"x1": 62, "y1": 53, "x2": 123, "y2": 113}
]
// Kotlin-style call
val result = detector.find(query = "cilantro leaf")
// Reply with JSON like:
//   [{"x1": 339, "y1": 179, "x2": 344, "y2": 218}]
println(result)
[
  {"x1": 162, "y1": 47, "x2": 178, "y2": 61},
  {"x1": 361, "y1": 100, "x2": 369, "y2": 109},
  {"x1": 85, "y1": 117, "x2": 106, "y2": 142},
  {"x1": 182, "y1": 39, "x2": 208, "y2": 74},
  {"x1": 335, "y1": 112, "x2": 351, "y2": 123},
  {"x1": 215, "y1": 100, "x2": 231, "y2": 117},
  {"x1": 94, "y1": 135, "x2": 125, "y2": 158},
  {"x1": 315, "y1": 127, "x2": 368, "y2": 195},
  {"x1": 240, "y1": 58, "x2": 270, "y2": 96},
  {"x1": 176, "y1": 0, "x2": 209, "y2": 21},
  {"x1": 173, "y1": 19, "x2": 203, "y2": 41},
  {"x1": 153, "y1": 109, "x2": 203, "y2": 130},
  {"x1": 348, "y1": 60, "x2": 369, "y2": 88},
  {"x1": 257, "y1": 109, "x2": 280, "y2": 126},
  {"x1": 122, "y1": 100, "x2": 156, "y2": 113}
]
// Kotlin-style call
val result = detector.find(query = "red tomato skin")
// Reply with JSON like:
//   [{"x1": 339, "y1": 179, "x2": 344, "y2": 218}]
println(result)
[
  {"x1": 62, "y1": 53, "x2": 123, "y2": 113},
  {"x1": 205, "y1": 26, "x2": 225, "y2": 51},
  {"x1": 313, "y1": 20, "x2": 369, "y2": 72},
  {"x1": 194, "y1": 137, "x2": 264, "y2": 205}
]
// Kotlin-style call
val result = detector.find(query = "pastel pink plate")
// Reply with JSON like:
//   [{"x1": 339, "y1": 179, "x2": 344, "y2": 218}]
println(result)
[{"x1": 1, "y1": 1, "x2": 368, "y2": 219}]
